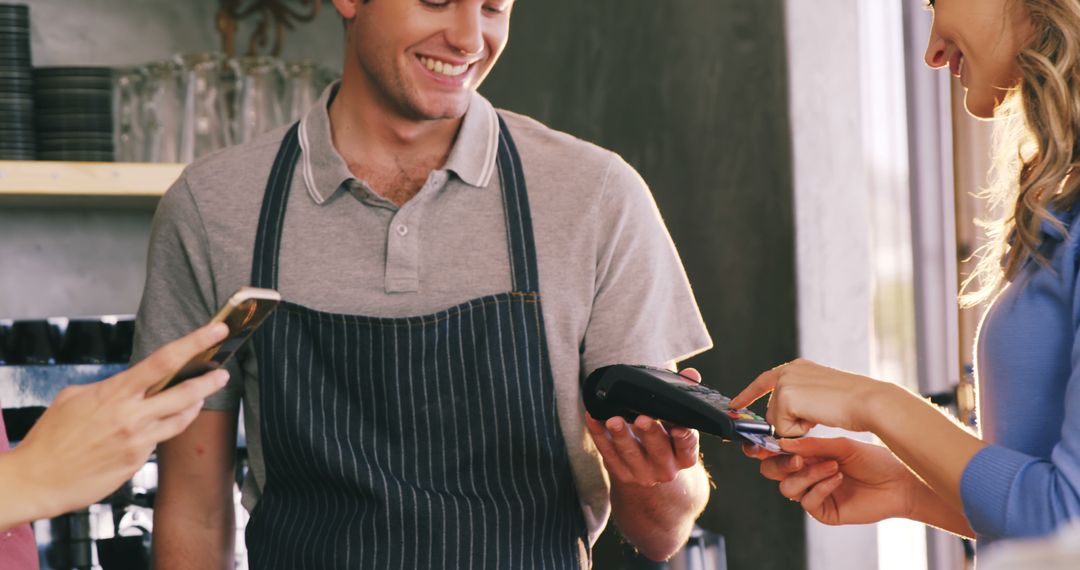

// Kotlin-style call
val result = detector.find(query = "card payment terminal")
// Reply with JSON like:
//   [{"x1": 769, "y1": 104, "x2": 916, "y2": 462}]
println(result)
[{"x1": 583, "y1": 364, "x2": 785, "y2": 453}]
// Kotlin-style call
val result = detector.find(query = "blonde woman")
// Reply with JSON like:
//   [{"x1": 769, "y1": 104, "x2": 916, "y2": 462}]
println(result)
[{"x1": 732, "y1": 0, "x2": 1080, "y2": 543}]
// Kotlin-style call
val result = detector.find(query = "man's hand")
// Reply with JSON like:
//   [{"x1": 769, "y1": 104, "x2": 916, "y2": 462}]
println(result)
[
  {"x1": 584, "y1": 368, "x2": 703, "y2": 486},
  {"x1": 585, "y1": 368, "x2": 709, "y2": 561}
]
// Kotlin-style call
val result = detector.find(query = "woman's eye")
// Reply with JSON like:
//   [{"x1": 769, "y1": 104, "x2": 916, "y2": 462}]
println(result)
[{"x1": 420, "y1": 0, "x2": 450, "y2": 8}]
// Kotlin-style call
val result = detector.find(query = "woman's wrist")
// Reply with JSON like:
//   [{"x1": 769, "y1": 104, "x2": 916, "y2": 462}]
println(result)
[
  {"x1": 906, "y1": 471, "x2": 975, "y2": 537},
  {"x1": 0, "y1": 446, "x2": 48, "y2": 530},
  {"x1": 852, "y1": 378, "x2": 905, "y2": 434}
]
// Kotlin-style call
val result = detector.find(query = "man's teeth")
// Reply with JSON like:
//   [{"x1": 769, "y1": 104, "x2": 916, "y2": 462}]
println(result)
[{"x1": 419, "y1": 56, "x2": 469, "y2": 77}]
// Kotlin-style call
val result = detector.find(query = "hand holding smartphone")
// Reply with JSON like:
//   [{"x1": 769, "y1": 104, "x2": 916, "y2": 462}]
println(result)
[{"x1": 144, "y1": 287, "x2": 281, "y2": 397}]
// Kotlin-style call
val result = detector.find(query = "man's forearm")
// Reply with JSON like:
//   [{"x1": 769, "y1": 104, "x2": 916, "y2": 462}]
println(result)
[
  {"x1": 610, "y1": 462, "x2": 710, "y2": 561},
  {"x1": 152, "y1": 409, "x2": 239, "y2": 569},
  {"x1": 152, "y1": 502, "x2": 235, "y2": 570}
]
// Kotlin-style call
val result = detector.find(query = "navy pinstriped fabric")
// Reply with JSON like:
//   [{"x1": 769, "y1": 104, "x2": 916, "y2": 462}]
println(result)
[{"x1": 245, "y1": 118, "x2": 589, "y2": 568}]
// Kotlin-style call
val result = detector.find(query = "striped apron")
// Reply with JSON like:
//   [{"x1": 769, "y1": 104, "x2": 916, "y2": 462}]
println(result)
[{"x1": 244, "y1": 117, "x2": 589, "y2": 568}]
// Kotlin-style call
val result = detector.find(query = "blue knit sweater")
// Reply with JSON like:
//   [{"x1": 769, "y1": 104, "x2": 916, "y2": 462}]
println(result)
[{"x1": 962, "y1": 203, "x2": 1080, "y2": 543}]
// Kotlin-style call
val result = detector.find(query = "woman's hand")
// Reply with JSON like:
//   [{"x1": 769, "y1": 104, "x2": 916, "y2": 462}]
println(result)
[
  {"x1": 746, "y1": 436, "x2": 920, "y2": 526},
  {"x1": 2, "y1": 323, "x2": 230, "y2": 527},
  {"x1": 729, "y1": 359, "x2": 893, "y2": 437}
]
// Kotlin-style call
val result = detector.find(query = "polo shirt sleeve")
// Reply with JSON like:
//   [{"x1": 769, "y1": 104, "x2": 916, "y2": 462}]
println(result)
[
  {"x1": 580, "y1": 154, "x2": 712, "y2": 375},
  {"x1": 959, "y1": 249, "x2": 1080, "y2": 541},
  {"x1": 132, "y1": 173, "x2": 243, "y2": 411}
]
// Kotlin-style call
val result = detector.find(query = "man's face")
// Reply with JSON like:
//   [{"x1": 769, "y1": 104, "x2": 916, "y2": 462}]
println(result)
[{"x1": 342, "y1": 0, "x2": 514, "y2": 121}]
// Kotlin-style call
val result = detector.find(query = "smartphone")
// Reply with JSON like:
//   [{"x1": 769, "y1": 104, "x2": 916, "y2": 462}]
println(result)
[{"x1": 145, "y1": 287, "x2": 281, "y2": 397}]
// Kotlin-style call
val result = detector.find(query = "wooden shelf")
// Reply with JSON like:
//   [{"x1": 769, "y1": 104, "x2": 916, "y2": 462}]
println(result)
[{"x1": 0, "y1": 160, "x2": 184, "y2": 199}]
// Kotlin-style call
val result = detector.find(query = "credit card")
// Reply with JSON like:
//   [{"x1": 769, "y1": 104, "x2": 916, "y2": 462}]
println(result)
[{"x1": 736, "y1": 430, "x2": 787, "y2": 454}]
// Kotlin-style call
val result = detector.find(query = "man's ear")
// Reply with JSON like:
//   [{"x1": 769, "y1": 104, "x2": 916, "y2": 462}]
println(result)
[{"x1": 331, "y1": 0, "x2": 360, "y2": 20}]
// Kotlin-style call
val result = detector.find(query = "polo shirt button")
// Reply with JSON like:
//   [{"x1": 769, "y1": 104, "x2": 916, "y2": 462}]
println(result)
[{"x1": 396, "y1": 224, "x2": 409, "y2": 236}]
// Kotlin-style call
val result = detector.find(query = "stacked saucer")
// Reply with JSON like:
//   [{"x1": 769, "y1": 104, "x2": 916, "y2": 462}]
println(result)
[
  {"x1": 0, "y1": 3, "x2": 34, "y2": 160},
  {"x1": 33, "y1": 66, "x2": 114, "y2": 162}
]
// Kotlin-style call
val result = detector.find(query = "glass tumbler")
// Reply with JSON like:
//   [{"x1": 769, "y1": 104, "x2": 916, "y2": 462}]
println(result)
[
  {"x1": 112, "y1": 66, "x2": 145, "y2": 162},
  {"x1": 139, "y1": 60, "x2": 183, "y2": 163},
  {"x1": 176, "y1": 52, "x2": 232, "y2": 162},
  {"x1": 282, "y1": 59, "x2": 319, "y2": 124},
  {"x1": 232, "y1": 56, "x2": 285, "y2": 144}
]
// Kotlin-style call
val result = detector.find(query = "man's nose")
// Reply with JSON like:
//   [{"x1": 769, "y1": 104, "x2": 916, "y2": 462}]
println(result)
[{"x1": 446, "y1": 6, "x2": 484, "y2": 57}]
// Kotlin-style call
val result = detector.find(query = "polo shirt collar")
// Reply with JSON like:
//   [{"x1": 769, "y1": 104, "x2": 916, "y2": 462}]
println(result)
[
  {"x1": 298, "y1": 83, "x2": 500, "y2": 206},
  {"x1": 444, "y1": 91, "x2": 500, "y2": 189}
]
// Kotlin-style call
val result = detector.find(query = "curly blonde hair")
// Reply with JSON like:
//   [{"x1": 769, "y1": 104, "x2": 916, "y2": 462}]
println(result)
[{"x1": 961, "y1": 0, "x2": 1080, "y2": 306}]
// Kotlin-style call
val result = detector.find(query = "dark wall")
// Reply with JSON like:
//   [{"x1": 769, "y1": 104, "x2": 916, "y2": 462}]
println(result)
[{"x1": 480, "y1": 1, "x2": 802, "y2": 569}]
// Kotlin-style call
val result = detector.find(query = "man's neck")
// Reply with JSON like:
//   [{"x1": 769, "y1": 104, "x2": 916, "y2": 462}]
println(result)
[{"x1": 328, "y1": 75, "x2": 463, "y2": 171}]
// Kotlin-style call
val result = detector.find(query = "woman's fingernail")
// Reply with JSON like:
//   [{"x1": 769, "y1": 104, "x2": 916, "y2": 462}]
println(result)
[
  {"x1": 214, "y1": 370, "x2": 230, "y2": 386},
  {"x1": 608, "y1": 418, "x2": 624, "y2": 433}
]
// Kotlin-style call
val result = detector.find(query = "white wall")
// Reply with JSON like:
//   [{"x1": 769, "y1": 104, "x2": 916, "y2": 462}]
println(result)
[{"x1": 784, "y1": 1, "x2": 879, "y2": 565}]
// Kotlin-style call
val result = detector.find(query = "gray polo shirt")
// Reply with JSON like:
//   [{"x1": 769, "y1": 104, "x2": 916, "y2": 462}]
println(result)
[{"x1": 133, "y1": 85, "x2": 712, "y2": 543}]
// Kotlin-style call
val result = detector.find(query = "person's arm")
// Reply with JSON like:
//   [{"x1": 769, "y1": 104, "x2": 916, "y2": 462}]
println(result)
[
  {"x1": 860, "y1": 383, "x2": 984, "y2": 513},
  {"x1": 585, "y1": 368, "x2": 710, "y2": 561},
  {"x1": 607, "y1": 439, "x2": 710, "y2": 560},
  {"x1": 731, "y1": 361, "x2": 984, "y2": 512},
  {"x1": 133, "y1": 171, "x2": 245, "y2": 567},
  {"x1": 580, "y1": 155, "x2": 713, "y2": 559},
  {"x1": 748, "y1": 436, "x2": 974, "y2": 537},
  {"x1": 0, "y1": 324, "x2": 229, "y2": 532},
  {"x1": 732, "y1": 356, "x2": 1080, "y2": 540},
  {"x1": 152, "y1": 410, "x2": 238, "y2": 570}
]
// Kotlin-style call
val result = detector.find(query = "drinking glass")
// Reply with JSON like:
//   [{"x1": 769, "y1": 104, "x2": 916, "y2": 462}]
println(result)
[
  {"x1": 282, "y1": 59, "x2": 319, "y2": 124},
  {"x1": 139, "y1": 60, "x2": 183, "y2": 163},
  {"x1": 112, "y1": 66, "x2": 145, "y2": 162},
  {"x1": 232, "y1": 56, "x2": 285, "y2": 144},
  {"x1": 176, "y1": 52, "x2": 232, "y2": 162}
]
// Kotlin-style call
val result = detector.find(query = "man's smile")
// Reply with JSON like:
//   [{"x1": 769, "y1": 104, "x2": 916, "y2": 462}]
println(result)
[{"x1": 417, "y1": 55, "x2": 473, "y2": 78}]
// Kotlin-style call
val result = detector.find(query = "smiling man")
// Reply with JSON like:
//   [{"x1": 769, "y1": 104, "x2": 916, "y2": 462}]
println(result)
[{"x1": 137, "y1": 0, "x2": 712, "y2": 568}]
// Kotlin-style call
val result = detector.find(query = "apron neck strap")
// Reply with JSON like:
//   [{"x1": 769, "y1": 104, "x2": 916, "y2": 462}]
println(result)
[
  {"x1": 251, "y1": 122, "x2": 302, "y2": 289},
  {"x1": 495, "y1": 114, "x2": 539, "y2": 294}
]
